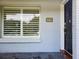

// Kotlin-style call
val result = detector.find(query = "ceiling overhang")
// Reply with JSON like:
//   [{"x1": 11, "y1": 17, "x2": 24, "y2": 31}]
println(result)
[{"x1": 0, "y1": 0, "x2": 69, "y2": 6}]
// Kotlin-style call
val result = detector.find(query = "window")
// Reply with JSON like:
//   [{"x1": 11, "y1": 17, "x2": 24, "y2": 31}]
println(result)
[{"x1": 2, "y1": 7, "x2": 40, "y2": 38}]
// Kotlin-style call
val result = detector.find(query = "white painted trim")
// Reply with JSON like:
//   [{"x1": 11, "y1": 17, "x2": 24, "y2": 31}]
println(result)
[
  {"x1": 2, "y1": 7, "x2": 4, "y2": 37},
  {"x1": 3, "y1": 6, "x2": 40, "y2": 10},
  {"x1": 0, "y1": 37, "x2": 40, "y2": 42},
  {"x1": 60, "y1": 4, "x2": 64, "y2": 50},
  {"x1": 21, "y1": 9, "x2": 23, "y2": 36},
  {"x1": 1, "y1": 6, "x2": 40, "y2": 42}
]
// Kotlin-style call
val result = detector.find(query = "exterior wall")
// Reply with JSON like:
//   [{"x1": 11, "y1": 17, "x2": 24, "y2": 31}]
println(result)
[
  {"x1": 73, "y1": 0, "x2": 79, "y2": 59},
  {"x1": 76, "y1": 0, "x2": 79, "y2": 59},
  {"x1": 0, "y1": 2, "x2": 63, "y2": 52}
]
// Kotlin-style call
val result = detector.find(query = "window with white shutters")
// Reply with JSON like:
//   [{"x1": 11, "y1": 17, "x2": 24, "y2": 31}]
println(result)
[{"x1": 3, "y1": 7, "x2": 40, "y2": 38}]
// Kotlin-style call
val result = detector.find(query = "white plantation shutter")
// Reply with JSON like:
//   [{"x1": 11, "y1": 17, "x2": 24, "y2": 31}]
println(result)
[
  {"x1": 3, "y1": 9, "x2": 21, "y2": 36},
  {"x1": 3, "y1": 7, "x2": 40, "y2": 37},
  {"x1": 23, "y1": 9, "x2": 39, "y2": 36}
]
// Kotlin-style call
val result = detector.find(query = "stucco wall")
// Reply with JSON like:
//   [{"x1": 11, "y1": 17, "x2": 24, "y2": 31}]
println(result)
[{"x1": 0, "y1": 2, "x2": 62, "y2": 52}]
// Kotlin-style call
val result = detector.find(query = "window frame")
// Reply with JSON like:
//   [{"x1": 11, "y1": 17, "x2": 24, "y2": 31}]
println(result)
[{"x1": 1, "y1": 6, "x2": 40, "y2": 42}]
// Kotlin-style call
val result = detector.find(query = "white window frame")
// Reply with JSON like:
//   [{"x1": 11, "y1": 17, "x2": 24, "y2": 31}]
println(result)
[{"x1": 0, "y1": 6, "x2": 40, "y2": 42}]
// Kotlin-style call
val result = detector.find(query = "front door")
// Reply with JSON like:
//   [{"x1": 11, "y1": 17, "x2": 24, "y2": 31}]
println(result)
[{"x1": 64, "y1": 0, "x2": 72, "y2": 54}]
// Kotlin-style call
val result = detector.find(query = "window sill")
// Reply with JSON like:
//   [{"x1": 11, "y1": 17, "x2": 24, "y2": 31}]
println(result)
[{"x1": 0, "y1": 37, "x2": 40, "y2": 43}]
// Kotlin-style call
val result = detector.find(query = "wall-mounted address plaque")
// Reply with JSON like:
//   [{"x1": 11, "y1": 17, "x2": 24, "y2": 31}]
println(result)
[{"x1": 46, "y1": 17, "x2": 53, "y2": 22}]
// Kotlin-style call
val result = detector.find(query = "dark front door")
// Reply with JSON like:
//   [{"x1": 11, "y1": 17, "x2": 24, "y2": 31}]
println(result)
[{"x1": 64, "y1": 0, "x2": 72, "y2": 54}]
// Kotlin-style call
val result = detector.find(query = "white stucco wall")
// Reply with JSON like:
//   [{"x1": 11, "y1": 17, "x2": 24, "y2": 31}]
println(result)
[
  {"x1": 76, "y1": 0, "x2": 79, "y2": 59},
  {"x1": 74, "y1": 0, "x2": 79, "y2": 59},
  {"x1": 73, "y1": 0, "x2": 79, "y2": 59},
  {"x1": 0, "y1": 1, "x2": 64, "y2": 53}
]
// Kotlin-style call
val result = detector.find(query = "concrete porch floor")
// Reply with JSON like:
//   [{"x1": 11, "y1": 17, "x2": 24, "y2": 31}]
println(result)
[{"x1": 0, "y1": 52, "x2": 65, "y2": 59}]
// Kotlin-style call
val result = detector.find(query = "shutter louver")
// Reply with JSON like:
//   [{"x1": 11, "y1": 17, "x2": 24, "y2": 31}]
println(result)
[{"x1": 4, "y1": 9, "x2": 21, "y2": 36}]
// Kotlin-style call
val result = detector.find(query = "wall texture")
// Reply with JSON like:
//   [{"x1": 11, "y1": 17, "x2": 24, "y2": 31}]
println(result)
[
  {"x1": 72, "y1": 0, "x2": 79, "y2": 59},
  {"x1": 75, "y1": 0, "x2": 79, "y2": 59},
  {"x1": 0, "y1": 2, "x2": 61, "y2": 52}
]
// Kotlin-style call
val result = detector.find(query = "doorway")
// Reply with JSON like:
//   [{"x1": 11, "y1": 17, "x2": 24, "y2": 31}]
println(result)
[{"x1": 64, "y1": 0, "x2": 72, "y2": 55}]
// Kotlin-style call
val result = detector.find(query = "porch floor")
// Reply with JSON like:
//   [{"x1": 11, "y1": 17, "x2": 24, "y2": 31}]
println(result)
[
  {"x1": 0, "y1": 52, "x2": 71, "y2": 59},
  {"x1": 0, "y1": 52, "x2": 72, "y2": 59}
]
